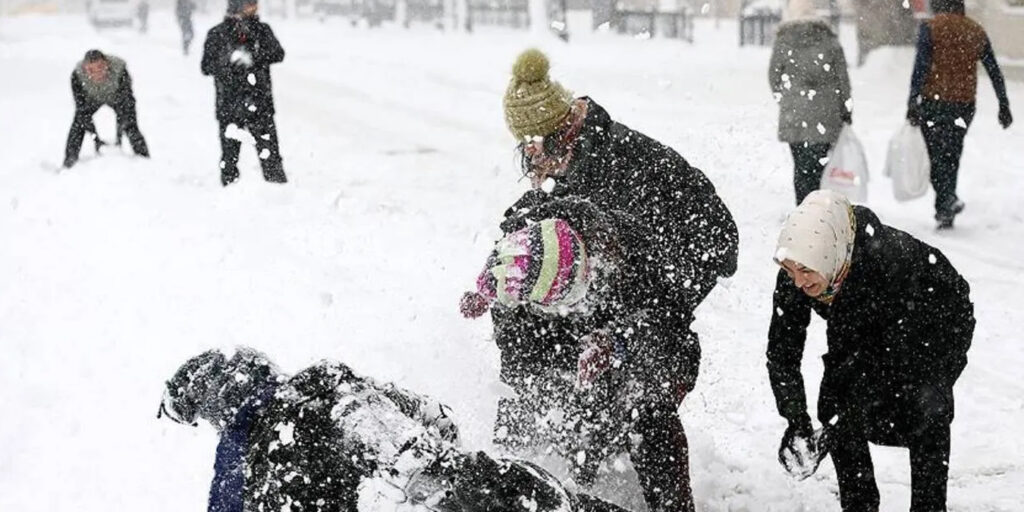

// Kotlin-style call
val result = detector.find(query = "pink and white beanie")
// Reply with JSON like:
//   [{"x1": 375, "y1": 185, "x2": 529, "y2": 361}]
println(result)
[{"x1": 461, "y1": 219, "x2": 591, "y2": 318}]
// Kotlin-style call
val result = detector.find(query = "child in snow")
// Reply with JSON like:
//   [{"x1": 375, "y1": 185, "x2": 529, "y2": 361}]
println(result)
[
  {"x1": 462, "y1": 195, "x2": 709, "y2": 512},
  {"x1": 63, "y1": 49, "x2": 150, "y2": 168},
  {"x1": 158, "y1": 347, "x2": 630, "y2": 511},
  {"x1": 766, "y1": 190, "x2": 974, "y2": 511},
  {"x1": 475, "y1": 48, "x2": 738, "y2": 512}
]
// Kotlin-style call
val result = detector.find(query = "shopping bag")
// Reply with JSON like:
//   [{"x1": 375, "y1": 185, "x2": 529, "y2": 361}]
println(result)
[
  {"x1": 884, "y1": 123, "x2": 930, "y2": 202},
  {"x1": 821, "y1": 126, "x2": 869, "y2": 203}
]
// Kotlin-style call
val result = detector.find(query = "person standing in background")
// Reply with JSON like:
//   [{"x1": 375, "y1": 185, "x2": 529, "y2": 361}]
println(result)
[
  {"x1": 907, "y1": 0, "x2": 1013, "y2": 229},
  {"x1": 201, "y1": 0, "x2": 287, "y2": 186},
  {"x1": 769, "y1": 0, "x2": 853, "y2": 205}
]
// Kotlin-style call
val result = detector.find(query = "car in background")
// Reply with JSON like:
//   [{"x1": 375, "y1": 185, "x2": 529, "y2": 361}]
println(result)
[{"x1": 87, "y1": 0, "x2": 141, "y2": 28}]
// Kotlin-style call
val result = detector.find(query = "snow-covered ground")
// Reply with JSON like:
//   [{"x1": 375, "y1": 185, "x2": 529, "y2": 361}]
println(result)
[{"x1": 1, "y1": 11, "x2": 1022, "y2": 512}]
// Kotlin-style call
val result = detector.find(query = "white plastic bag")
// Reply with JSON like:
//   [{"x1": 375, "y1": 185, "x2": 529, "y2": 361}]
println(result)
[
  {"x1": 884, "y1": 123, "x2": 930, "y2": 202},
  {"x1": 821, "y1": 126, "x2": 869, "y2": 203}
]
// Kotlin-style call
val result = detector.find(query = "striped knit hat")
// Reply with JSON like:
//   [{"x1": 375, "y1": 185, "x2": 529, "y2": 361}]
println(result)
[{"x1": 477, "y1": 219, "x2": 590, "y2": 311}]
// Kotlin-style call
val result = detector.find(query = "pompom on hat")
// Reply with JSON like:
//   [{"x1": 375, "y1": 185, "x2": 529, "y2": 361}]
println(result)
[
  {"x1": 503, "y1": 49, "x2": 574, "y2": 141},
  {"x1": 460, "y1": 219, "x2": 591, "y2": 318}
]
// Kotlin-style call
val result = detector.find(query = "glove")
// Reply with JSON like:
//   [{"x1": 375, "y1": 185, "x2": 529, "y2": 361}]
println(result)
[
  {"x1": 459, "y1": 292, "x2": 491, "y2": 319},
  {"x1": 575, "y1": 330, "x2": 616, "y2": 390},
  {"x1": 778, "y1": 414, "x2": 827, "y2": 480},
  {"x1": 841, "y1": 110, "x2": 852, "y2": 125},
  {"x1": 229, "y1": 48, "x2": 253, "y2": 67},
  {"x1": 999, "y1": 104, "x2": 1013, "y2": 129}
]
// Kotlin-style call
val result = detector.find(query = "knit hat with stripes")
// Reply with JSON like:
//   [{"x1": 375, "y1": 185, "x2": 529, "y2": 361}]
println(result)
[{"x1": 475, "y1": 219, "x2": 591, "y2": 313}]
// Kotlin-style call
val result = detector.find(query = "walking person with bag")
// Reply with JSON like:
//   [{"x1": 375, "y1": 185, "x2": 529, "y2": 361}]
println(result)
[
  {"x1": 769, "y1": 0, "x2": 853, "y2": 204},
  {"x1": 907, "y1": 0, "x2": 1013, "y2": 229},
  {"x1": 767, "y1": 190, "x2": 975, "y2": 512}
]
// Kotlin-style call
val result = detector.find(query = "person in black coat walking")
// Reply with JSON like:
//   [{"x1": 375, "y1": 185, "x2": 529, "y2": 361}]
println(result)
[
  {"x1": 486, "y1": 49, "x2": 739, "y2": 512},
  {"x1": 767, "y1": 190, "x2": 974, "y2": 512},
  {"x1": 63, "y1": 50, "x2": 150, "y2": 169},
  {"x1": 201, "y1": 0, "x2": 286, "y2": 186},
  {"x1": 158, "y1": 347, "x2": 631, "y2": 512}
]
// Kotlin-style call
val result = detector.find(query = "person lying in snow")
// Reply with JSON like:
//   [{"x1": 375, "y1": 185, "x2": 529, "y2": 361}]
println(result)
[
  {"x1": 461, "y1": 196, "x2": 706, "y2": 511},
  {"x1": 766, "y1": 190, "x2": 974, "y2": 512},
  {"x1": 158, "y1": 347, "x2": 630, "y2": 511}
]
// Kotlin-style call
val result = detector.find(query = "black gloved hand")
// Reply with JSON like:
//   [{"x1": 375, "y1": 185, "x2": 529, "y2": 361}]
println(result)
[
  {"x1": 999, "y1": 103, "x2": 1013, "y2": 129},
  {"x1": 841, "y1": 110, "x2": 852, "y2": 125},
  {"x1": 782, "y1": 413, "x2": 813, "y2": 447},
  {"x1": 94, "y1": 136, "x2": 106, "y2": 153}
]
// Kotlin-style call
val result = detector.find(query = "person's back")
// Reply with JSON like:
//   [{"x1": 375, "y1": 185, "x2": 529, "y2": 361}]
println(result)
[
  {"x1": 907, "y1": 0, "x2": 1012, "y2": 228},
  {"x1": 922, "y1": 13, "x2": 988, "y2": 104},
  {"x1": 770, "y1": 19, "x2": 850, "y2": 145}
]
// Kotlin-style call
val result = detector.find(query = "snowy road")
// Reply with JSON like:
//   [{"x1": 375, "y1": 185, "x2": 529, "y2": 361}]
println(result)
[{"x1": 1, "y1": 12, "x2": 1022, "y2": 511}]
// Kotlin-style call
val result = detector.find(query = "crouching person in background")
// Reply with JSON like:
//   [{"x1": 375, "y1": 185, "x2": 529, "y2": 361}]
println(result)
[
  {"x1": 159, "y1": 347, "x2": 631, "y2": 512},
  {"x1": 63, "y1": 49, "x2": 150, "y2": 169},
  {"x1": 766, "y1": 190, "x2": 974, "y2": 512}
]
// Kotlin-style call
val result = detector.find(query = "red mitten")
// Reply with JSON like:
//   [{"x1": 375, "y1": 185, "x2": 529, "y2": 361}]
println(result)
[
  {"x1": 459, "y1": 292, "x2": 492, "y2": 319},
  {"x1": 576, "y1": 331, "x2": 614, "y2": 390}
]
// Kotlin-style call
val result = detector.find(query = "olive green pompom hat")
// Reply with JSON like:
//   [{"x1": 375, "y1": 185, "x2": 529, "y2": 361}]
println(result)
[{"x1": 503, "y1": 49, "x2": 573, "y2": 141}]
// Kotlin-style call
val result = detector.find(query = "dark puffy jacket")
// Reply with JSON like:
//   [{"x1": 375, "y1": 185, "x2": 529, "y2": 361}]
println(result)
[
  {"x1": 493, "y1": 98, "x2": 738, "y2": 395},
  {"x1": 215, "y1": 362, "x2": 457, "y2": 512},
  {"x1": 201, "y1": 16, "x2": 284, "y2": 123},
  {"x1": 769, "y1": 19, "x2": 852, "y2": 144},
  {"x1": 767, "y1": 206, "x2": 974, "y2": 433}
]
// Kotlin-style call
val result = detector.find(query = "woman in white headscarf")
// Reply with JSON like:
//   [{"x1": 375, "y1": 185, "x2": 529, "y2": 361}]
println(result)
[
  {"x1": 766, "y1": 190, "x2": 975, "y2": 512},
  {"x1": 769, "y1": 0, "x2": 852, "y2": 204}
]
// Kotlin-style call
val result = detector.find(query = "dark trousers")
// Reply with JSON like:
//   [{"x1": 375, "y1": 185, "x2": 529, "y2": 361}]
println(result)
[
  {"x1": 218, "y1": 115, "x2": 286, "y2": 185},
  {"x1": 631, "y1": 405, "x2": 695, "y2": 512},
  {"x1": 789, "y1": 142, "x2": 832, "y2": 205},
  {"x1": 829, "y1": 384, "x2": 954, "y2": 512},
  {"x1": 65, "y1": 100, "x2": 149, "y2": 167},
  {"x1": 919, "y1": 101, "x2": 975, "y2": 218}
]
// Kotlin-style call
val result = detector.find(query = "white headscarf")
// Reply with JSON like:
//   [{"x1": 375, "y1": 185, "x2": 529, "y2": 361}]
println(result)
[
  {"x1": 784, "y1": 0, "x2": 821, "y2": 21},
  {"x1": 774, "y1": 190, "x2": 856, "y2": 284}
]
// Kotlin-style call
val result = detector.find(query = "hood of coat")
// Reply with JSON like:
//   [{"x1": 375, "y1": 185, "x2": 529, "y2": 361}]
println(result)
[{"x1": 161, "y1": 347, "x2": 283, "y2": 430}]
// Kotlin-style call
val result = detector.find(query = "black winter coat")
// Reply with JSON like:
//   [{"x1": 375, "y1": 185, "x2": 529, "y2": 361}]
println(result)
[
  {"x1": 201, "y1": 16, "x2": 284, "y2": 123},
  {"x1": 493, "y1": 98, "x2": 739, "y2": 397},
  {"x1": 238, "y1": 362, "x2": 456, "y2": 511},
  {"x1": 767, "y1": 206, "x2": 974, "y2": 435}
]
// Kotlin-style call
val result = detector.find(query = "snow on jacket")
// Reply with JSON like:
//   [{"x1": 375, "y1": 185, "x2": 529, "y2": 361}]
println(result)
[
  {"x1": 769, "y1": 19, "x2": 852, "y2": 144},
  {"x1": 207, "y1": 361, "x2": 457, "y2": 512},
  {"x1": 201, "y1": 16, "x2": 284, "y2": 123},
  {"x1": 766, "y1": 206, "x2": 974, "y2": 433},
  {"x1": 493, "y1": 98, "x2": 738, "y2": 394}
]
